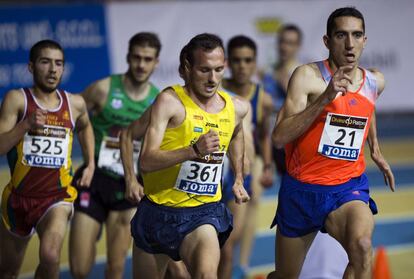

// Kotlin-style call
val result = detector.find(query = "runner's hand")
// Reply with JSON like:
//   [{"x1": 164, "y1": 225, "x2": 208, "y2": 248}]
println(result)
[
  {"x1": 325, "y1": 65, "x2": 353, "y2": 101},
  {"x1": 194, "y1": 129, "x2": 220, "y2": 156},
  {"x1": 371, "y1": 150, "x2": 395, "y2": 192},
  {"x1": 125, "y1": 178, "x2": 144, "y2": 204},
  {"x1": 25, "y1": 108, "x2": 47, "y2": 129},
  {"x1": 232, "y1": 179, "x2": 250, "y2": 204},
  {"x1": 77, "y1": 164, "x2": 95, "y2": 188},
  {"x1": 260, "y1": 167, "x2": 274, "y2": 188}
]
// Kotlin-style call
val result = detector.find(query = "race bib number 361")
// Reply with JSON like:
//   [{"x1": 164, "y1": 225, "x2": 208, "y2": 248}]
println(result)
[
  {"x1": 22, "y1": 125, "x2": 70, "y2": 168},
  {"x1": 174, "y1": 152, "x2": 225, "y2": 196},
  {"x1": 318, "y1": 113, "x2": 368, "y2": 161}
]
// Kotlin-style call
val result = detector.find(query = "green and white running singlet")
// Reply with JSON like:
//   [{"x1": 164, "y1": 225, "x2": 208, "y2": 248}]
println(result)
[{"x1": 91, "y1": 74, "x2": 159, "y2": 177}]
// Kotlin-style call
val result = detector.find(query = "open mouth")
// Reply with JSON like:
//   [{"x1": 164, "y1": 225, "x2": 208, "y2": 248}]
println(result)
[
  {"x1": 205, "y1": 85, "x2": 216, "y2": 93},
  {"x1": 345, "y1": 53, "x2": 355, "y2": 61},
  {"x1": 47, "y1": 76, "x2": 57, "y2": 83}
]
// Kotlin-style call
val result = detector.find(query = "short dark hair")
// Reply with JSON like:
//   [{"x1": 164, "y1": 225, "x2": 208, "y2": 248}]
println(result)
[
  {"x1": 279, "y1": 24, "x2": 303, "y2": 45},
  {"x1": 128, "y1": 32, "x2": 162, "y2": 57},
  {"x1": 178, "y1": 46, "x2": 187, "y2": 79},
  {"x1": 327, "y1": 7, "x2": 365, "y2": 37},
  {"x1": 227, "y1": 35, "x2": 257, "y2": 57},
  {"x1": 179, "y1": 33, "x2": 224, "y2": 71},
  {"x1": 29, "y1": 40, "x2": 64, "y2": 63}
]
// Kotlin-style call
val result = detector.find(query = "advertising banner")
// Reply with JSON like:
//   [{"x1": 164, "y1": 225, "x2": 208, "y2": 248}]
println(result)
[{"x1": 0, "y1": 4, "x2": 110, "y2": 95}]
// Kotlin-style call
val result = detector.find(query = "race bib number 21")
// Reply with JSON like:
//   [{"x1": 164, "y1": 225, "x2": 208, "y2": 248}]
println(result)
[{"x1": 318, "y1": 113, "x2": 368, "y2": 161}]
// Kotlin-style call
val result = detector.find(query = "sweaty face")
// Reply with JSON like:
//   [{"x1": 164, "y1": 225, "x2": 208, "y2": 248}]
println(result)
[
  {"x1": 187, "y1": 47, "x2": 225, "y2": 99},
  {"x1": 325, "y1": 16, "x2": 366, "y2": 67},
  {"x1": 127, "y1": 45, "x2": 159, "y2": 84},
  {"x1": 30, "y1": 48, "x2": 64, "y2": 93},
  {"x1": 278, "y1": 30, "x2": 301, "y2": 62},
  {"x1": 228, "y1": 46, "x2": 256, "y2": 85}
]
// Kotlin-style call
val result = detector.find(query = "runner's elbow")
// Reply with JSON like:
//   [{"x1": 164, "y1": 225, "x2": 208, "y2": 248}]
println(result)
[
  {"x1": 272, "y1": 132, "x2": 287, "y2": 149},
  {"x1": 139, "y1": 155, "x2": 154, "y2": 173}
]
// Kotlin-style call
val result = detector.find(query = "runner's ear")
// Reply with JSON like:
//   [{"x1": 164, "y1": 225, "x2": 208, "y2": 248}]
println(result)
[{"x1": 184, "y1": 59, "x2": 191, "y2": 74}]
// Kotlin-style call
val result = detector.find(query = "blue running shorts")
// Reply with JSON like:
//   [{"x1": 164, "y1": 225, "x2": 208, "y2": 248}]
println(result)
[
  {"x1": 131, "y1": 197, "x2": 233, "y2": 260},
  {"x1": 271, "y1": 173, "x2": 377, "y2": 237}
]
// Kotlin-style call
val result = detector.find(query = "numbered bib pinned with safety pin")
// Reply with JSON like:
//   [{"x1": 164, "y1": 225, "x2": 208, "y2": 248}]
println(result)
[
  {"x1": 318, "y1": 113, "x2": 368, "y2": 161},
  {"x1": 22, "y1": 125, "x2": 70, "y2": 168},
  {"x1": 174, "y1": 151, "x2": 225, "y2": 196},
  {"x1": 97, "y1": 136, "x2": 141, "y2": 176}
]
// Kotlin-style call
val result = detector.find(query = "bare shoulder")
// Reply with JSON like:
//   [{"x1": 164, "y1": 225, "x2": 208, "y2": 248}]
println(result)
[
  {"x1": 81, "y1": 76, "x2": 110, "y2": 107},
  {"x1": 288, "y1": 63, "x2": 323, "y2": 96},
  {"x1": 1, "y1": 89, "x2": 25, "y2": 112},
  {"x1": 151, "y1": 87, "x2": 184, "y2": 117},
  {"x1": 292, "y1": 63, "x2": 321, "y2": 81},
  {"x1": 231, "y1": 95, "x2": 249, "y2": 121},
  {"x1": 89, "y1": 77, "x2": 110, "y2": 94},
  {"x1": 279, "y1": 63, "x2": 322, "y2": 118},
  {"x1": 368, "y1": 68, "x2": 385, "y2": 94},
  {"x1": 155, "y1": 87, "x2": 182, "y2": 107},
  {"x1": 0, "y1": 89, "x2": 26, "y2": 131},
  {"x1": 67, "y1": 93, "x2": 87, "y2": 117},
  {"x1": 2, "y1": 89, "x2": 25, "y2": 104}
]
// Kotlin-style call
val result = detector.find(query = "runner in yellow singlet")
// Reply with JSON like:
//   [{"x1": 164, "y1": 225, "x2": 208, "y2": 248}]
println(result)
[{"x1": 121, "y1": 33, "x2": 250, "y2": 279}]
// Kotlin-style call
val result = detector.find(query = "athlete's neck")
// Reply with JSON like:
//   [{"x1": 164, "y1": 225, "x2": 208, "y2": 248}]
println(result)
[
  {"x1": 327, "y1": 58, "x2": 363, "y2": 92},
  {"x1": 31, "y1": 87, "x2": 60, "y2": 109},
  {"x1": 224, "y1": 78, "x2": 253, "y2": 98},
  {"x1": 123, "y1": 73, "x2": 150, "y2": 101},
  {"x1": 184, "y1": 86, "x2": 224, "y2": 114}
]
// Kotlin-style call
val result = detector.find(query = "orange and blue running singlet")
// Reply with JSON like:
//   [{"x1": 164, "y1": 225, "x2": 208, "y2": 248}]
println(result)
[{"x1": 285, "y1": 60, "x2": 378, "y2": 185}]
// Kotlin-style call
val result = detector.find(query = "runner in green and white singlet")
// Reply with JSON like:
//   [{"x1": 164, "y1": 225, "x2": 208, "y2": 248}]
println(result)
[
  {"x1": 69, "y1": 32, "x2": 162, "y2": 279},
  {"x1": 93, "y1": 74, "x2": 158, "y2": 177}
]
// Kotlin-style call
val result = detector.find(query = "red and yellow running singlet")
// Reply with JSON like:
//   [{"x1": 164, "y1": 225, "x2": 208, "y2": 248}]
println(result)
[{"x1": 5, "y1": 88, "x2": 76, "y2": 200}]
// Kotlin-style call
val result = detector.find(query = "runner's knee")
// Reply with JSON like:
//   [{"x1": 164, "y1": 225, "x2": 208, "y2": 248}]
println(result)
[
  {"x1": 196, "y1": 270, "x2": 217, "y2": 279},
  {"x1": 39, "y1": 246, "x2": 60, "y2": 268},
  {"x1": 70, "y1": 266, "x2": 89, "y2": 279},
  {"x1": 106, "y1": 261, "x2": 125, "y2": 277},
  {"x1": 348, "y1": 236, "x2": 372, "y2": 269}
]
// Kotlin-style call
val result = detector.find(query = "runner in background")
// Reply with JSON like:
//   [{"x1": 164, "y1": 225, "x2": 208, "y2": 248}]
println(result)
[{"x1": 69, "y1": 32, "x2": 161, "y2": 279}]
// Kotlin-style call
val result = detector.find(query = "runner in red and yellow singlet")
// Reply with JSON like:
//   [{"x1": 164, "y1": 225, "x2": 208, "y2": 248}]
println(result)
[{"x1": 0, "y1": 40, "x2": 94, "y2": 279}]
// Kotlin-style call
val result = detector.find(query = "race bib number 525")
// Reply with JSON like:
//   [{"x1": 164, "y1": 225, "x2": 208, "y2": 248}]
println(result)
[
  {"x1": 318, "y1": 113, "x2": 368, "y2": 161},
  {"x1": 174, "y1": 152, "x2": 225, "y2": 196},
  {"x1": 22, "y1": 125, "x2": 70, "y2": 168}
]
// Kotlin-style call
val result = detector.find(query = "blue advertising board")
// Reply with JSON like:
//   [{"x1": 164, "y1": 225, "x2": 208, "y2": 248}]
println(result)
[{"x1": 0, "y1": 3, "x2": 110, "y2": 96}]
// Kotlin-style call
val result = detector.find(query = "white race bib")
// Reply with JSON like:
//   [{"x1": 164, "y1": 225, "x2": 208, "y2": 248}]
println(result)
[
  {"x1": 97, "y1": 136, "x2": 141, "y2": 176},
  {"x1": 22, "y1": 125, "x2": 70, "y2": 168},
  {"x1": 318, "y1": 113, "x2": 368, "y2": 161},
  {"x1": 174, "y1": 152, "x2": 225, "y2": 196}
]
